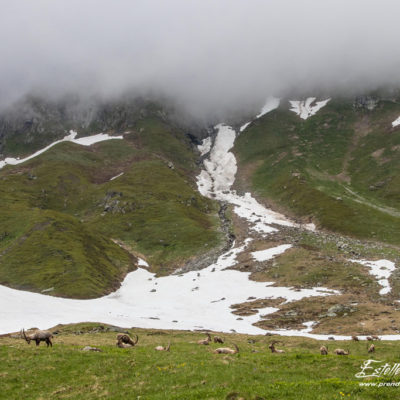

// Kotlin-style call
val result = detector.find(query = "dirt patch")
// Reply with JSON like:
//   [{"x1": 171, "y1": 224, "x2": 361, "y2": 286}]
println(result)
[
  {"x1": 231, "y1": 297, "x2": 285, "y2": 316},
  {"x1": 255, "y1": 294, "x2": 400, "y2": 335}
]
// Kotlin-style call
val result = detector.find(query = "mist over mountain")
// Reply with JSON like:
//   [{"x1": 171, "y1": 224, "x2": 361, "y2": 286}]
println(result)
[{"x1": 2, "y1": 0, "x2": 400, "y2": 121}]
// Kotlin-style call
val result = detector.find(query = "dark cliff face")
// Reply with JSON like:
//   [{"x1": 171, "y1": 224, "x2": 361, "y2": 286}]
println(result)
[{"x1": 0, "y1": 95, "x2": 210, "y2": 157}]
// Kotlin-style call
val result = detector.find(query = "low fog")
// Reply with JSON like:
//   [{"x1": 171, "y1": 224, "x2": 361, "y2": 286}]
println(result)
[{"x1": 2, "y1": 0, "x2": 400, "y2": 120}]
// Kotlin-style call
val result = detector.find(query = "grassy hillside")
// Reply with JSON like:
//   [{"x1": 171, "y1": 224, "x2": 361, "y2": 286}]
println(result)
[
  {"x1": 234, "y1": 98, "x2": 400, "y2": 245},
  {"x1": 0, "y1": 115, "x2": 223, "y2": 298},
  {"x1": 1, "y1": 323, "x2": 399, "y2": 399}
]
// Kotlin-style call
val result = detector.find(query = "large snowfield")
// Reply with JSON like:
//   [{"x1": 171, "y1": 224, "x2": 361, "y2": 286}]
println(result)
[{"x1": 0, "y1": 100, "x2": 397, "y2": 340}]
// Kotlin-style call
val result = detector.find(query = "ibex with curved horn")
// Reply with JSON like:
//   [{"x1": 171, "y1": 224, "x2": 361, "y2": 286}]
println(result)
[
  {"x1": 269, "y1": 341, "x2": 285, "y2": 353},
  {"x1": 155, "y1": 342, "x2": 170, "y2": 351},
  {"x1": 21, "y1": 329, "x2": 53, "y2": 347},
  {"x1": 197, "y1": 333, "x2": 212, "y2": 345},
  {"x1": 214, "y1": 344, "x2": 239, "y2": 354},
  {"x1": 116, "y1": 333, "x2": 138, "y2": 347}
]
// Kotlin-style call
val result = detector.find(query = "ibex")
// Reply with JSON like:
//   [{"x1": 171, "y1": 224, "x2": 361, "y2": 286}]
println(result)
[
  {"x1": 197, "y1": 333, "x2": 211, "y2": 345},
  {"x1": 320, "y1": 345, "x2": 328, "y2": 355},
  {"x1": 21, "y1": 329, "x2": 53, "y2": 347},
  {"x1": 116, "y1": 333, "x2": 138, "y2": 347},
  {"x1": 368, "y1": 344, "x2": 375, "y2": 353},
  {"x1": 214, "y1": 344, "x2": 239, "y2": 354},
  {"x1": 351, "y1": 335, "x2": 359, "y2": 341},
  {"x1": 269, "y1": 341, "x2": 285, "y2": 353},
  {"x1": 116, "y1": 340, "x2": 133, "y2": 348},
  {"x1": 371, "y1": 335, "x2": 380, "y2": 341},
  {"x1": 155, "y1": 342, "x2": 170, "y2": 351},
  {"x1": 213, "y1": 336, "x2": 224, "y2": 344},
  {"x1": 366, "y1": 336, "x2": 373, "y2": 341},
  {"x1": 334, "y1": 348, "x2": 350, "y2": 355}
]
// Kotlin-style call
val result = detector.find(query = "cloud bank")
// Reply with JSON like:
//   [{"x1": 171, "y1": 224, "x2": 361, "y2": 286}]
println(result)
[{"x1": 1, "y1": 0, "x2": 400, "y2": 119}]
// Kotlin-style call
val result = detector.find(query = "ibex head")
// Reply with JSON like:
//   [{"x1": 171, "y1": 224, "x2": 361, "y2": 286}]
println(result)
[{"x1": 21, "y1": 329, "x2": 31, "y2": 344}]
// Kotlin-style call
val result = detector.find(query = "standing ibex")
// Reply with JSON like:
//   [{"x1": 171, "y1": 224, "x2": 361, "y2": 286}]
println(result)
[
  {"x1": 351, "y1": 336, "x2": 359, "y2": 341},
  {"x1": 269, "y1": 341, "x2": 285, "y2": 353},
  {"x1": 116, "y1": 333, "x2": 138, "y2": 347},
  {"x1": 197, "y1": 333, "x2": 212, "y2": 345},
  {"x1": 320, "y1": 345, "x2": 328, "y2": 355},
  {"x1": 213, "y1": 344, "x2": 239, "y2": 354},
  {"x1": 368, "y1": 344, "x2": 375, "y2": 353},
  {"x1": 334, "y1": 348, "x2": 350, "y2": 355},
  {"x1": 371, "y1": 335, "x2": 380, "y2": 340},
  {"x1": 21, "y1": 329, "x2": 53, "y2": 347},
  {"x1": 213, "y1": 336, "x2": 224, "y2": 344},
  {"x1": 155, "y1": 342, "x2": 170, "y2": 351}
]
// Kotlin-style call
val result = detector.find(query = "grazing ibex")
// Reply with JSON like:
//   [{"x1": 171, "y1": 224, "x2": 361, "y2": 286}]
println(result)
[
  {"x1": 21, "y1": 329, "x2": 53, "y2": 347},
  {"x1": 269, "y1": 341, "x2": 285, "y2": 354},
  {"x1": 155, "y1": 342, "x2": 170, "y2": 351},
  {"x1": 214, "y1": 344, "x2": 239, "y2": 354},
  {"x1": 197, "y1": 333, "x2": 212, "y2": 345},
  {"x1": 371, "y1": 335, "x2": 380, "y2": 341},
  {"x1": 366, "y1": 336, "x2": 373, "y2": 341},
  {"x1": 213, "y1": 336, "x2": 224, "y2": 344},
  {"x1": 334, "y1": 348, "x2": 350, "y2": 355},
  {"x1": 351, "y1": 335, "x2": 359, "y2": 341},
  {"x1": 116, "y1": 333, "x2": 138, "y2": 347},
  {"x1": 368, "y1": 344, "x2": 375, "y2": 353},
  {"x1": 320, "y1": 345, "x2": 328, "y2": 355}
]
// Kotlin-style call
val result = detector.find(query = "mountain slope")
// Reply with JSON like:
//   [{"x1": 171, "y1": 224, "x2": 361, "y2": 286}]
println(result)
[
  {"x1": 234, "y1": 97, "x2": 400, "y2": 245},
  {"x1": 0, "y1": 112, "x2": 224, "y2": 298}
]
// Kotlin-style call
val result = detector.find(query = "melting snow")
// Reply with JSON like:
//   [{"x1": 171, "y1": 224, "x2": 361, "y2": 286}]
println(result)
[
  {"x1": 110, "y1": 172, "x2": 124, "y2": 181},
  {"x1": 350, "y1": 259, "x2": 396, "y2": 295},
  {"x1": 0, "y1": 130, "x2": 123, "y2": 170},
  {"x1": 198, "y1": 137, "x2": 212, "y2": 156},
  {"x1": 138, "y1": 258, "x2": 149, "y2": 268},
  {"x1": 252, "y1": 244, "x2": 292, "y2": 262},
  {"x1": 239, "y1": 96, "x2": 280, "y2": 132},
  {"x1": 0, "y1": 241, "x2": 337, "y2": 335},
  {"x1": 392, "y1": 116, "x2": 400, "y2": 127},
  {"x1": 289, "y1": 97, "x2": 330, "y2": 120}
]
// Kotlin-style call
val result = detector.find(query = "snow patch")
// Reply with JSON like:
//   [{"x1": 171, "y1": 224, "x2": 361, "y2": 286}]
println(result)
[
  {"x1": 392, "y1": 116, "x2": 400, "y2": 127},
  {"x1": 138, "y1": 258, "x2": 149, "y2": 268},
  {"x1": 198, "y1": 137, "x2": 212, "y2": 156},
  {"x1": 289, "y1": 98, "x2": 330, "y2": 120},
  {"x1": 110, "y1": 172, "x2": 124, "y2": 181},
  {"x1": 0, "y1": 130, "x2": 123, "y2": 170},
  {"x1": 256, "y1": 97, "x2": 280, "y2": 119},
  {"x1": 239, "y1": 97, "x2": 280, "y2": 132},
  {"x1": 350, "y1": 259, "x2": 396, "y2": 295},
  {"x1": 252, "y1": 244, "x2": 292, "y2": 262},
  {"x1": 0, "y1": 243, "x2": 337, "y2": 335}
]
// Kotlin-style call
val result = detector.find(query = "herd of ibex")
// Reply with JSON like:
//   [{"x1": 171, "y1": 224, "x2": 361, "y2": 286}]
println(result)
[{"x1": 18, "y1": 328, "x2": 381, "y2": 356}]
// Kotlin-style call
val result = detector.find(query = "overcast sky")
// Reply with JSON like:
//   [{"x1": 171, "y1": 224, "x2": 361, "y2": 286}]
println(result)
[{"x1": 1, "y1": 0, "x2": 400, "y2": 118}]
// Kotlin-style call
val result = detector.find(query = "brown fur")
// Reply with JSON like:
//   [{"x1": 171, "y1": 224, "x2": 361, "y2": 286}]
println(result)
[
  {"x1": 197, "y1": 333, "x2": 212, "y2": 345},
  {"x1": 368, "y1": 344, "x2": 375, "y2": 353},
  {"x1": 269, "y1": 341, "x2": 285, "y2": 353},
  {"x1": 334, "y1": 348, "x2": 350, "y2": 355},
  {"x1": 116, "y1": 333, "x2": 138, "y2": 347},
  {"x1": 21, "y1": 329, "x2": 53, "y2": 347},
  {"x1": 213, "y1": 336, "x2": 224, "y2": 344},
  {"x1": 320, "y1": 345, "x2": 328, "y2": 355},
  {"x1": 351, "y1": 335, "x2": 359, "y2": 341}
]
